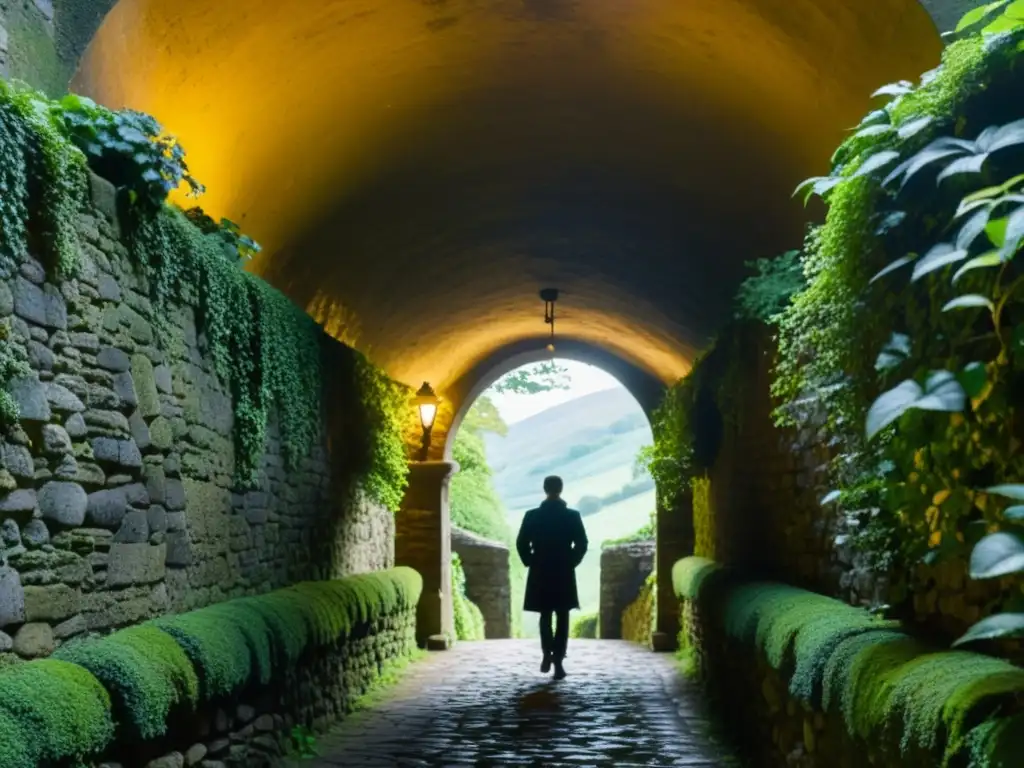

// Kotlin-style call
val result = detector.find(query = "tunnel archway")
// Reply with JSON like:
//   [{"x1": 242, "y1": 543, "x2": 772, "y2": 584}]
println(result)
[{"x1": 69, "y1": 0, "x2": 947, "y2": 408}]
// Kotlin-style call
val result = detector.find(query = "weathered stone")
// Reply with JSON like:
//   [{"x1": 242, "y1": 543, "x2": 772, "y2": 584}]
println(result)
[
  {"x1": 0, "y1": 283, "x2": 13, "y2": 316},
  {"x1": 0, "y1": 567, "x2": 24, "y2": 626},
  {"x1": 86, "y1": 409, "x2": 130, "y2": 434},
  {"x1": 74, "y1": 462, "x2": 106, "y2": 487},
  {"x1": 23, "y1": 583, "x2": 78, "y2": 622},
  {"x1": 53, "y1": 454, "x2": 79, "y2": 481},
  {"x1": 0, "y1": 443, "x2": 33, "y2": 480},
  {"x1": 42, "y1": 424, "x2": 72, "y2": 455},
  {"x1": 0, "y1": 631, "x2": 12, "y2": 652},
  {"x1": 154, "y1": 364, "x2": 172, "y2": 395},
  {"x1": 97, "y1": 274, "x2": 121, "y2": 302},
  {"x1": 27, "y1": 340, "x2": 54, "y2": 371},
  {"x1": 0, "y1": 519, "x2": 19, "y2": 547},
  {"x1": 129, "y1": 410, "x2": 151, "y2": 452},
  {"x1": 92, "y1": 437, "x2": 143, "y2": 469},
  {"x1": 144, "y1": 753, "x2": 183, "y2": 768},
  {"x1": 0, "y1": 470, "x2": 16, "y2": 493},
  {"x1": 46, "y1": 382, "x2": 85, "y2": 414},
  {"x1": 87, "y1": 487, "x2": 130, "y2": 528},
  {"x1": 0, "y1": 489, "x2": 37, "y2": 516},
  {"x1": 165, "y1": 532, "x2": 191, "y2": 567},
  {"x1": 112, "y1": 372, "x2": 138, "y2": 409},
  {"x1": 9, "y1": 376, "x2": 51, "y2": 422},
  {"x1": 254, "y1": 714, "x2": 275, "y2": 732},
  {"x1": 165, "y1": 478, "x2": 186, "y2": 511},
  {"x1": 166, "y1": 512, "x2": 186, "y2": 532},
  {"x1": 65, "y1": 413, "x2": 87, "y2": 440},
  {"x1": 149, "y1": 416, "x2": 173, "y2": 451},
  {"x1": 13, "y1": 622, "x2": 53, "y2": 658},
  {"x1": 147, "y1": 505, "x2": 167, "y2": 534},
  {"x1": 184, "y1": 744, "x2": 207, "y2": 767},
  {"x1": 131, "y1": 355, "x2": 161, "y2": 419},
  {"x1": 145, "y1": 465, "x2": 167, "y2": 505},
  {"x1": 12, "y1": 276, "x2": 46, "y2": 325},
  {"x1": 68, "y1": 332, "x2": 100, "y2": 353},
  {"x1": 53, "y1": 614, "x2": 87, "y2": 639},
  {"x1": 21, "y1": 519, "x2": 49, "y2": 548},
  {"x1": 236, "y1": 704, "x2": 256, "y2": 723},
  {"x1": 96, "y1": 347, "x2": 131, "y2": 372},
  {"x1": 42, "y1": 284, "x2": 68, "y2": 329},
  {"x1": 107, "y1": 542, "x2": 165, "y2": 586},
  {"x1": 38, "y1": 482, "x2": 88, "y2": 526},
  {"x1": 114, "y1": 510, "x2": 150, "y2": 544}
]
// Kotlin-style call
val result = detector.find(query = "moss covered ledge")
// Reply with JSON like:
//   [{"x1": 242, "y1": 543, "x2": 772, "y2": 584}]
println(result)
[
  {"x1": 674, "y1": 556, "x2": 1024, "y2": 768},
  {"x1": 0, "y1": 567, "x2": 422, "y2": 768}
]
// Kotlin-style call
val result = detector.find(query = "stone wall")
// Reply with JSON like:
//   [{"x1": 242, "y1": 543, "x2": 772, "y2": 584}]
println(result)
[
  {"x1": 450, "y1": 526, "x2": 511, "y2": 639},
  {"x1": 100, "y1": 607, "x2": 417, "y2": 768},
  {"x1": 0, "y1": 173, "x2": 394, "y2": 660},
  {"x1": 598, "y1": 540, "x2": 654, "y2": 640}
]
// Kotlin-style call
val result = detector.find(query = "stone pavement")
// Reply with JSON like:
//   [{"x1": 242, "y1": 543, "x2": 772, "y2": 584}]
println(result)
[{"x1": 301, "y1": 639, "x2": 742, "y2": 767}]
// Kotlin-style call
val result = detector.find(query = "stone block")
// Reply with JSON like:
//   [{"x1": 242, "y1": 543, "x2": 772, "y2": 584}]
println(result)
[
  {"x1": 28, "y1": 340, "x2": 54, "y2": 370},
  {"x1": 12, "y1": 276, "x2": 46, "y2": 325},
  {"x1": 148, "y1": 505, "x2": 167, "y2": 534},
  {"x1": 65, "y1": 412, "x2": 88, "y2": 438},
  {"x1": 165, "y1": 479, "x2": 186, "y2": 511},
  {"x1": 0, "y1": 566, "x2": 25, "y2": 626},
  {"x1": 0, "y1": 443, "x2": 33, "y2": 480},
  {"x1": 112, "y1": 372, "x2": 138, "y2": 409},
  {"x1": 23, "y1": 583, "x2": 78, "y2": 622},
  {"x1": 97, "y1": 274, "x2": 121, "y2": 302},
  {"x1": 42, "y1": 424, "x2": 72, "y2": 455},
  {"x1": 38, "y1": 481, "x2": 88, "y2": 526},
  {"x1": 87, "y1": 487, "x2": 130, "y2": 528},
  {"x1": 107, "y1": 542, "x2": 166, "y2": 586},
  {"x1": 131, "y1": 354, "x2": 161, "y2": 419},
  {"x1": 13, "y1": 622, "x2": 53, "y2": 658},
  {"x1": 0, "y1": 519, "x2": 19, "y2": 547},
  {"x1": 145, "y1": 753, "x2": 183, "y2": 768},
  {"x1": 96, "y1": 347, "x2": 131, "y2": 373},
  {"x1": 9, "y1": 376, "x2": 51, "y2": 422},
  {"x1": 130, "y1": 410, "x2": 151, "y2": 452},
  {"x1": 21, "y1": 519, "x2": 49, "y2": 548},
  {"x1": 114, "y1": 509, "x2": 150, "y2": 544},
  {"x1": 0, "y1": 282, "x2": 12, "y2": 316},
  {"x1": 145, "y1": 465, "x2": 167, "y2": 505},
  {"x1": 165, "y1": 531, "x2": 191, "y2": 567},
  {"x1": 154, "y1": 364, "x2": 172, "y2": 395},
  {"x1": 0, "y1": 489, "x2": 37, "y2": 516}
]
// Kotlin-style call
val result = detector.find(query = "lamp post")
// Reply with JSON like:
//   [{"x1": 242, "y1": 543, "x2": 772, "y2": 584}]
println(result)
[{"x1": 414, "y1": 382, "x2": 440, "y2": 462}]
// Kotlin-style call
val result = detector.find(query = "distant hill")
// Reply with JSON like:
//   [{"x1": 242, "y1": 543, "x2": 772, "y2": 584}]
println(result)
[{"x1": 484, "y1": 387, "x2": 656, "y2": 624}]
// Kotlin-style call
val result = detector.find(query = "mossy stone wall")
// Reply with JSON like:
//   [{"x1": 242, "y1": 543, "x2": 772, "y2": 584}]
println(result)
[{"x1": 0, "y1": 173, "x2": 395, "y2": 660}]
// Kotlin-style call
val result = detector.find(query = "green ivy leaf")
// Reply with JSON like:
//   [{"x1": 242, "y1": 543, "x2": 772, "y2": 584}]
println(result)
[
  {"x1": 970, "y1": 532, "x2": 1024, "y2": 578},
  {"x1": 953, "y1": 613, "x2": 1024, "y2": 646},
  {"x1": 875, "y1": 332, "x2": 911, "y2": 371},
  {"x1": 1004, "y1": 505, "x2": 1024, "y2": 521},
  {"x1": 866, "y1": 380, "x2": 922, "y2": 439},
  {"x1": 987, "y1": 215, "x2": 1009, "y2": 247},
  {"x1": 917, "y1": 370, "x2": 966, "y2": 412},
  {"x1": 942, "y1": 294, "x2": 995, "y2": 312},
  {"x1": 820, "y1": 490, "x2": 841, "y2": 505},
  {"x1": 852, "y1": 150, "x2": 900, "y2": 179},
  {"x1": 937, "y1": 153, "x2": 989, "y2": 183},
  {"x1": 872, "y1": 81, "x2": 913, "y2": 98},
  {"x1": 959, "y1": 362, "x2": 988, "y2": 399},
  {"x1": 956, "y1": 0, "x2": 1010, "y2": 31},
  {"x1": 1003, "y1": 204, "x2": 1024, "y2": 257},
  {"x1": 952, "y1": 251, "x2": 1004, "y2": 283},
  {"x1": 988, "y1": 484, "x2": 1024, "y2": 501},
  {"x1": 911, "y1": 243, "x2": 968, "y2": 280},
  {"x1": 897, "y1": 116, "x2": 933, "y2": 140},
  {"x1": 870, "y1": 255, "x2": 916, "y2": 283},
  {"x1": 853, "y1": 125, "x2": 894, "y2": 141}
]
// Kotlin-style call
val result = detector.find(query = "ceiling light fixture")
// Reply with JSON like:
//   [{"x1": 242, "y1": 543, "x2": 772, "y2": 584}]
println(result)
[{"x1": 540, "y1": 288, "x2": 559, "y2": 354}]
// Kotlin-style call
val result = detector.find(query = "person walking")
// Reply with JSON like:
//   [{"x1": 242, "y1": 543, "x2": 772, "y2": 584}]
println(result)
[{"x1": 516, "y1": 475, "x2": 589, "y2": 680}]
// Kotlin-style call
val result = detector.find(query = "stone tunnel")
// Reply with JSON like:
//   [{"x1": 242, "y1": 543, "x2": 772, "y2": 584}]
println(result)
[{"x1": 0, "y1": 0, "x2": 1020, "y2": 765}]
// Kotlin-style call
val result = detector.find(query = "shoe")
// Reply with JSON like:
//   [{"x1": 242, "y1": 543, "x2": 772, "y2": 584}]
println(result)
[
  {"x1": 553, "y1": 661, "x2": 566, "y2": 680},
  {"x1": 541, "y1": 654, "x2": 552, "y2": 673}
]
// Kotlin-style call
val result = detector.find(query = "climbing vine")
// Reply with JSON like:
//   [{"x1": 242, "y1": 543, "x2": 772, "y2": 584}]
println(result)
[
  {"x1": 0, "y1": 81, "x2": 410, "y2": 505},
  {"x1": 775, "y1": 8, "x2": 1024, "y2": 641}
]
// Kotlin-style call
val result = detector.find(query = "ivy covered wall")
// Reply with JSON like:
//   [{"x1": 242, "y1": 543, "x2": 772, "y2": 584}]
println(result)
[{"x1": 0, "y1": 82, "x2": 413, "y2": 661}]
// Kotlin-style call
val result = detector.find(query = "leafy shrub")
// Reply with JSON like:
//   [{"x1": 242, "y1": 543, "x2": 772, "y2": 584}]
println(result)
[
  {"x1": 570, "y1": 613, "x2": 598, "y2": 638},
  {"x1": 734, "y1": 250, "x2": 807, "y2": 323},
  {"x1": 621, "y1": 573, "x2": 655, "y2": 646},
  {"x1": 0, "y1": 659, "x2": 113, "y2": 767},
  {"x1": 53, "y1": 625, "x2": 199, "y2": 741},
  {"x1": 774, "y1": 8, "x2": 1024, "y2": 635},
  {"x1": 676, "y1": 556, "x2": 1024, "y2": 767},
  {"x1": 452, "y1": 553, "x2": 486, "y2": 641}
]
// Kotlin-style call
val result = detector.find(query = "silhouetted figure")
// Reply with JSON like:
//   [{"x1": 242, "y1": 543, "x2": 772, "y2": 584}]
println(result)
[{"x1": 516, "y1": 475, "x2": 588, "y2": 680}]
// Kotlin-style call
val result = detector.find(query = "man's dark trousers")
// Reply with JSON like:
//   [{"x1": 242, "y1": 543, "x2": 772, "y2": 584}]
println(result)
[{"x1": 540, "y1": 609, "x2": 570, "y2": 660}]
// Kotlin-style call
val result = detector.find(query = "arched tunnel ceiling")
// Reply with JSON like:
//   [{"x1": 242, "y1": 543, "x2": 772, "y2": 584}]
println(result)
[{"x1": 73, "y1": 0, "x2": 945, "y2": 392}]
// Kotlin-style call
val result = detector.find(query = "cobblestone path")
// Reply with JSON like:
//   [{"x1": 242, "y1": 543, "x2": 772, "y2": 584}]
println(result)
[{"x1": 302, "y1": 639, "x2": 741, "y2": 767}]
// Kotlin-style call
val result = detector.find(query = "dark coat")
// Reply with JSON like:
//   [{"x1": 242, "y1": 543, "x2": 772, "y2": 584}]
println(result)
[{"x1": 516, "y1": 498, "x2": 589, "y2": 613}]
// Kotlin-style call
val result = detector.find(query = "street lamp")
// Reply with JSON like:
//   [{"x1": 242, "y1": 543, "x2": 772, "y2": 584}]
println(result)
[{"x1": 414, "y1": 382, "x2": 440, "y2": 461}]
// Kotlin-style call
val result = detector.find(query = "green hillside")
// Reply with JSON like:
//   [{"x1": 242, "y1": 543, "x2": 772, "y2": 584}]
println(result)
[{"x1": 487, "y1": 388, "x2": 656, "y2": 631}]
